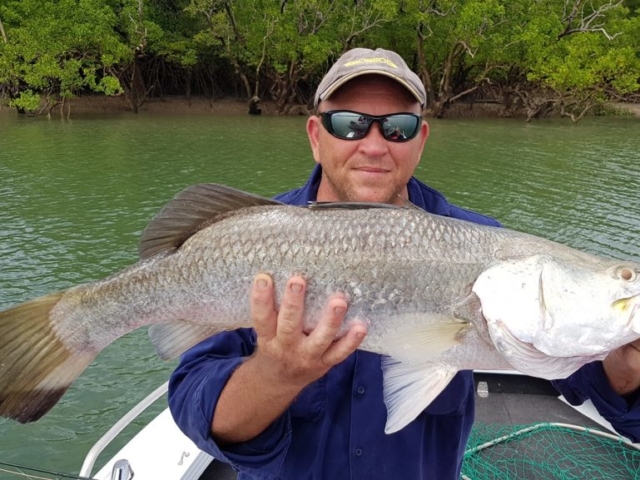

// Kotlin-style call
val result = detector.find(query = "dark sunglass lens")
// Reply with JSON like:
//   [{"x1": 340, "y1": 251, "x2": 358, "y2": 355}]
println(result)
[
  {"x1": 382, "y1": 115, "x2": 420, "y2": 141},
  {"x1": 329, "y1": 112, "x2": 371, "y2": 139},
  {"x1": 322, "y1": 111, "x2": 419, "y2": 141}
]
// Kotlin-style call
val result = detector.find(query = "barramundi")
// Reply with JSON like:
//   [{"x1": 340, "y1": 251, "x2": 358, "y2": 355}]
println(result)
[{"x1": 1, "y1": 184, "x2": 640, "y2": 434}]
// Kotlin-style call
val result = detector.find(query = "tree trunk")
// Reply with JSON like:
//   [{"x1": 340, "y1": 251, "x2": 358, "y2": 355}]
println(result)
[
  {"x1": 116, "y1": 56, "x2": 151, "y2": 113},
  {"x1": 0, "y1": 15, "x2": 7, "y2": 43},
  {"x1": 416, "y1": 39, "x2": 435, "y2": 109}
]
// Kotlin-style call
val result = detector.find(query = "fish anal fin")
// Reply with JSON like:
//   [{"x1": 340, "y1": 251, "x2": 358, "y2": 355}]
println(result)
[
  {"x1": 381, "y1": 358, "x2": 457, "y2": 434},
  {"x1": 0, "y1": 292, "x2": 96, "y2": 423},
  {"x1": 149, "y1": 322, "x2": 225, "y2": 360},
  {"x1": 139, "y1": 184, "x2": 282, "y2": 259}
]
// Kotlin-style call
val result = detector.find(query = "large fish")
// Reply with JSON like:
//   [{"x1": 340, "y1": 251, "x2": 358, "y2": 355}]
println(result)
[{"x1": 1, "y1": 184, "x2": 640, "y2": 434}]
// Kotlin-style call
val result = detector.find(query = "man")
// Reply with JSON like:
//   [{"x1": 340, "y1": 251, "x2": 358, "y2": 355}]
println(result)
[{"x1": 169, "y1": 48, "x2": 640, "y2": 479}]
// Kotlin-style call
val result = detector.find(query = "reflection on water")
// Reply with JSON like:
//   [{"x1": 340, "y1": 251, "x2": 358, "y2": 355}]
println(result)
[{"x1": 0, "y1": 109, "x2": 639, "y2": 474}]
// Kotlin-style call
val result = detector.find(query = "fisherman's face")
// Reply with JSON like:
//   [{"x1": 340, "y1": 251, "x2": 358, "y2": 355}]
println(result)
[{"x1": 308, "y1": 75, "x2": 429, "y2": 205}]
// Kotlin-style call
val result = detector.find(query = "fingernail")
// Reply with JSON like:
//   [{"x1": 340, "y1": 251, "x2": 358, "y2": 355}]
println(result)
[
  {"x1": 334, "y1": 306, "x2": 346, "y2": 316},
  {"x1": 256, "y1": 277, "x2": 268, "y2": 290},
  {"x1": 290, "y1": 282, "x2": 303, "y2": 294}
]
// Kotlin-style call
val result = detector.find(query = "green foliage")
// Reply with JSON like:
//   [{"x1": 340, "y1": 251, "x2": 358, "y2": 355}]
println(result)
[
  {"x1": 0, "y1": 0, "x2": 128, "y2": 103},
  {"x1": 0, "y1": 0, "x2": 638, "y2": 112},
  {"x1": 9, "y1": 89, "x2": 41, "y2": 110},
  {"x1": 521, "y1": 0, "x2": 640, "y2": 96},
  {"x1": 624, "y1": 0, "x2": 640, "y2": 15},
  {"x1": 98, "y1": 75, "x2": 124, "y2": 96}
]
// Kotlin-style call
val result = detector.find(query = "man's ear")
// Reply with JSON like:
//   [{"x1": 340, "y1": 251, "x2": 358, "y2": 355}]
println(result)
[
  {"x1": 417, "y1": 120, "x2": 429, "y2": 155},
  {"x1": 420, "y1": 121, "x2": 429, "y2": 145},
  {"x1": 307, "y1": 114, "x2": 322, "y2": 163}
]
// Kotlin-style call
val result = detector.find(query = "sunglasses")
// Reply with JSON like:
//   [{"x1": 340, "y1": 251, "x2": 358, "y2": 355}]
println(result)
[{"x1": 319, "y1": 110, "x2": 421, "y2": 142}]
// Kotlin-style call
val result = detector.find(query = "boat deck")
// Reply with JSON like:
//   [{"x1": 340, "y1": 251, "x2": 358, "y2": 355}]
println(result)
[{"x1": 473, "y1": 372, "x2": 603, "y2": 427}]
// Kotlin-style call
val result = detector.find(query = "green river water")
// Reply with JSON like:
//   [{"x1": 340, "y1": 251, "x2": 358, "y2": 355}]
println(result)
[{"x1": 0, "y1": 108, "x2": 638, "y2": 476}]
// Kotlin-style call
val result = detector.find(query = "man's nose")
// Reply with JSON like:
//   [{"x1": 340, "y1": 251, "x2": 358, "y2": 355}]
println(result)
[{"x1": 359, "y1": 121, "x2": 388, "y2": 152}]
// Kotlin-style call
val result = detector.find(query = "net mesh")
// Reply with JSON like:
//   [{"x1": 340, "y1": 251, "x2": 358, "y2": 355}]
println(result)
[{"x1": 462, "y1": 422, "x2": 640, "y2": 480}]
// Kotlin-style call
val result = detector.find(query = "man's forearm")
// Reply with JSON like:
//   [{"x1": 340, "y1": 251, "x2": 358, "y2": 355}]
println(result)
[
  {"x1": 211, "y1": 354, "x2": 304, "y2": 445},
  {"x1": 603, "y1": 341, "x2": 640, "y2": 397}
]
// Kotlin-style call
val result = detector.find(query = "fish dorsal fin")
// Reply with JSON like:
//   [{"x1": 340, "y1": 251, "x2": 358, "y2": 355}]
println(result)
[
  {"x1": 139, "y1": 184, "x2": 282, "y2": 259},
  {"x1": 396, "y1": 195, "x2": 421, "y2": 210},
  {"x1": 307, "y1": 201, "x2": 404, "y2": 210}
]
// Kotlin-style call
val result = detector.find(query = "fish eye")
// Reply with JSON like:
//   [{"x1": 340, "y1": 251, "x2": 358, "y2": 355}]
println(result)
[{"x1": 616, "y1": 266, "x2": 637, "y2": 282}]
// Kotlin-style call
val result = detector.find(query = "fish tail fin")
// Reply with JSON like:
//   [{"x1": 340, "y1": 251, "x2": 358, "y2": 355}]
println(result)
[{"x1": 0, "y1": 292, "x2": 95, "y2": 423}]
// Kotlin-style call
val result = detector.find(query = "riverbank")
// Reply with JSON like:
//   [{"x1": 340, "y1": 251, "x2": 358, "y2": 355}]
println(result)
[
  {"x1": 2, "y1": 95, "x2": 639, "y2": 117},
  {"x1": 49, "y1": 96, "x2": 265, "y2": 116},
  {"x1": 608, "y1": 102, "x2": 640, "y2": 116}
]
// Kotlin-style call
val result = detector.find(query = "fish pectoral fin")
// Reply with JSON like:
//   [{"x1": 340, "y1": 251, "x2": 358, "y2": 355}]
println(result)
[
  {"x1": 139, "y1": 183, "x2": 282, "y2": 259},
  {"x1": 383, "y1": 316, "x2": 472, "y2": 363},
  {"x1": 380, "y1": 317, "x2": 468, "y2": 433},
  {"x1": 149, "y1": 322, "x2": 225, "y2": 360},
  {"x1": 381, "y1": 357, "x2": 457, "y2": 434}
]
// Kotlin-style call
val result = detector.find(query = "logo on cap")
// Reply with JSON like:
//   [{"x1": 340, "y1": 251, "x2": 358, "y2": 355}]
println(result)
[{"x1": 344, "y1": 57, "x2": 398, "y2": 69}]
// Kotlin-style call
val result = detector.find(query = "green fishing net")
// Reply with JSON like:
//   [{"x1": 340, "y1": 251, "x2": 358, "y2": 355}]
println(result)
[{"x1": 462, "y1": 422, "x2": 640, "y2": 480}]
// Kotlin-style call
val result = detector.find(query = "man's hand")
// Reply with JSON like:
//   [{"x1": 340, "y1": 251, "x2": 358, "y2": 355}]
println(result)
[
  {"x1": 251, "y1": 273, "x2": 367, "y2": 389},
  {"x1": 211, "y1": 273, "x2": 366, "y2": 444},
  {"x1": 603, "y1": 339, "x2": 640, "y2": 397}
]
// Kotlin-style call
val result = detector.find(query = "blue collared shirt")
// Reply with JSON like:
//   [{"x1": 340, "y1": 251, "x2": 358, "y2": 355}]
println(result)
[
  {"x1": 552, "y1": 363, "x2": 640, "y2": 442},
  {"x1": 168, "y1": 166, "x2": 639, "y2": 479}
]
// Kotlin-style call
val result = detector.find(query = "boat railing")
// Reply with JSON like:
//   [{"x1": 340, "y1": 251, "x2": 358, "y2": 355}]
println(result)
[{"x1": 78, "y1": 381, "x2": 170, "y2": 478}]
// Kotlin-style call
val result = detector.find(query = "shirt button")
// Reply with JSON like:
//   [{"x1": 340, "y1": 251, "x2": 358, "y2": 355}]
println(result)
[
  {"x1": 356, "y1": 386, "x2": 365, "y2": 395},
  {"x1": 355, "y1": 448, "x2": 363, "y2": 457}
]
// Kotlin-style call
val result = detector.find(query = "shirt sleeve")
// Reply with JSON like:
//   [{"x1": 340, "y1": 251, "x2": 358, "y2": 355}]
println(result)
[
  {"x1": 168, "y1": 328, "x2": 292, "y2": 474},
  {"x1": 552, "y1": 361, "x2": 640, "y2": 442}
]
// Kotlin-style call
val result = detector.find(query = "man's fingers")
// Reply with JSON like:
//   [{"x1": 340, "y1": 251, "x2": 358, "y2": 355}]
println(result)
[
  {"x1": 322, "y1": 322, "x2": 367, "y2": 366},
  {"x1": 251, "y1": 274, "x2": 361, "y2": 370},
  {"x1": 306, "y1": 295, "x2": 348, "y2": 353},
  {"x1": 276, "y1": 276, "x2": 306, "y2": 341},
  {"x1": 251, "y1": 273, "x2": 277, "y2": 339}
]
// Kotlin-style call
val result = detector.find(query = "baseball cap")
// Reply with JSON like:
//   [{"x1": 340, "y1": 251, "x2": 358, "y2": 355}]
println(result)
[{"x1": 314, "y1": 48, "x2": 426, "y2": 108}]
